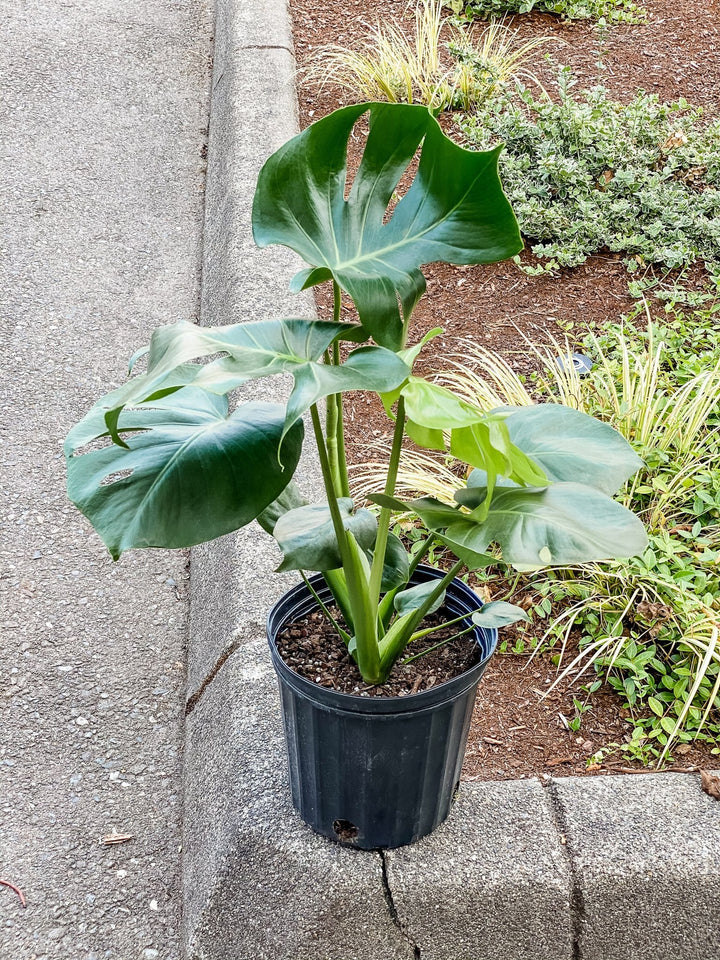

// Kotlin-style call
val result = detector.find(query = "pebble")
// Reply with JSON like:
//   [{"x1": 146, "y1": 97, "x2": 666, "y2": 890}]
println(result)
[
  {"x1": 75, "y1": 717, "x2": 89, "y2": 726},
  {"x1": 142, "y1": 950, "x2": 159, "y2": 959}
]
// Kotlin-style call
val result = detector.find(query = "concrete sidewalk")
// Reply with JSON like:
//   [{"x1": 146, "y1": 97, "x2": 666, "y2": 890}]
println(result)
[
  {"x1": 183, "y1": 1, "x2": 720, "y2": 959},
  {"x1": 0, "y1": 2, "x2": 212, "y2": 957}
]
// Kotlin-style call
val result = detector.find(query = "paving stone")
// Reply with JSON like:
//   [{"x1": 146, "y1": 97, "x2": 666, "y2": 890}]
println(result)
[
  {"x1": 554, "y1": 771, "x2": 720, "y2": 960},
  {"x1": 385, "y1": 780, "x2": 574, "y2": 960},
  {"x1": 183, "y1": 640, "x2": 413, "y2": 960}
]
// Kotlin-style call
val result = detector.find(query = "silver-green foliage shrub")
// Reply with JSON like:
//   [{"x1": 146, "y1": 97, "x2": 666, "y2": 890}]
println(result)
[
  {"x1": 459, "y1": 68, "x2": 720, "y2": 274},
  {"x1": 455, "y1": 0, "x2": 646, "y2": 23}
]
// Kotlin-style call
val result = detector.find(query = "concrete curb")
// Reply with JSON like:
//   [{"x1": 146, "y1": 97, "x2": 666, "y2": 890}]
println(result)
[{"x1": 183, "y1": 1, "x2": 720, "y2": 957}]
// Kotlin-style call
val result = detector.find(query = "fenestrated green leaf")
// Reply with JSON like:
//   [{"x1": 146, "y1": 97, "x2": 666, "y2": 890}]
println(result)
[
  {"x1": 472, "y1": 602, "x2": 529, "y2": 629},
  {"x1": 252, "y1": 102, "x2": 523, "y2": 349},
  {"x1": 65, "y1": 390, "x2": 303, "y2": 560},
  {"x1": 394, "y1": 580, "x2": 446, "y2": 617},
  {"x1": 471, "y1": 404, "x2": 644, "y2": 496},
  {"x1": 98, "y1": 318, "x2": 358, "y2": 424},
  {"x1": 284, "y1": 345, "x2": 409, "y2": 437},
  {"x1": 453, "y1": 482, "x2": 648, "y2": 567},
  {"x1": 273, "y1": 500, "x2": 377, "y2": 572}
]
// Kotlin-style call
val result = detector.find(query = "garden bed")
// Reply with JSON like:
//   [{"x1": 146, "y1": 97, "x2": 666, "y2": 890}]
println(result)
[{"x1": 287, "y1": 0, "x2": 720, "y2": 778}]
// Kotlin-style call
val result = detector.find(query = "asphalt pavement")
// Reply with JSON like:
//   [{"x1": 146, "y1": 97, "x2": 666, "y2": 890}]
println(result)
[{"x1": 0, "y1": 2, "x2": 212, "y2": 957}]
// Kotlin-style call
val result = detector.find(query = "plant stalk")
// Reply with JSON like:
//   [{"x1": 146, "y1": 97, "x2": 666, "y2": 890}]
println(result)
[
  {"x1": 310, "y1": 404, "x2": 381, "y2": 682},
  {"x1": 378, "y1": 559, "x2": 466, "y2": 674},
  {"x1": 368, "y1": 396, "x2": 406, "y2": 610}
]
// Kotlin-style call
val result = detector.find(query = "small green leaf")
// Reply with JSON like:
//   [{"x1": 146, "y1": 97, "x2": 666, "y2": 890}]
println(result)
[
  {"x1": 274, "y1": 500, "x2": 377, "y2": 573},
  {"x1": 472, "y1": 601, "x2": 529, "y2": 629},
  {"x1": 394, "y1": 580, "x2": 446, "y2": 617},
  {"x1": 648, "y1": 696, "x2": 665, "y2": 717}
]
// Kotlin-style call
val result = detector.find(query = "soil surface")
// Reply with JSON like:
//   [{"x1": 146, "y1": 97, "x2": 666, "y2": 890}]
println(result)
[
  {"x1": 286, "y1": 0, "x2": 720, "y2": 778},
  {"x1": 276, "y1": 607, "x2": 482, "y2": 697}
]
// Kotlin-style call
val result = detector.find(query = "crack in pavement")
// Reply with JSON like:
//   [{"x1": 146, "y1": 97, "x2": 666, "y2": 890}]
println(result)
[
  {"x1": 379, "y1": 850, "x2": 422, "y2": 959},
  {"x1": 185, "y1": 641, "x2": 240, "y2": 716},
  {"x1": 545, "y1": 778, "x2": 585, "y2": 960}
]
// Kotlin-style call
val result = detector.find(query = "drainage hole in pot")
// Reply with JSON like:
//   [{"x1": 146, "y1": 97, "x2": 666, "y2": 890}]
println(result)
[{"x1": 333, "y1": 819, "x2": 359, "y2": 841}]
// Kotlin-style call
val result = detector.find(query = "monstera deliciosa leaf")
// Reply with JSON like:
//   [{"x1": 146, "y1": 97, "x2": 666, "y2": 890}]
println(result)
[
  {"x1": 467, "y1": 405, "x2": 645, "y2": 496},
  {"x1": 94, "y1": 318, "x2": 409, "y2": 443},
  {"x1": 252, "y1": 102, "x2": 523, "y2": 349},
  {"x1": 65, "y1": 389, "x2": 304, "y2": 560}
]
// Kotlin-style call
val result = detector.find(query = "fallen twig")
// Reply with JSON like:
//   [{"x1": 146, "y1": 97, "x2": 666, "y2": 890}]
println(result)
[
  {"x1": 99, "y1": 833, "x2": 134, "y2": 846},
  {"x1": 0, "y1": 879, "x2": 26, "y2": 908}
]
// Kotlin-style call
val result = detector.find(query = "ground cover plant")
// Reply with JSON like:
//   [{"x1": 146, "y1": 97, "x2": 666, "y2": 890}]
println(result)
[
  {"x1": 460, "y1": 68, "x2": 720, "y2": 279},
  {"x1": 448, "y1": 0, "x2": 647, "y2": 24},
  {"x1": 362, "y1": 311, "x2": 720, "y2": 764}
]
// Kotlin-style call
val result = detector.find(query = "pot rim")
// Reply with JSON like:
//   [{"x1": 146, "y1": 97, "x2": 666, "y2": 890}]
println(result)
[{"x1": 266, "y1": 566, "x2": 498, "y2": 716}]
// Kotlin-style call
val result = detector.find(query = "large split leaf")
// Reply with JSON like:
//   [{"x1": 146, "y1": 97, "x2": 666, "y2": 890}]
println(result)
[
  {"x1": 65, "y1": 389, "x2": 303, "y2": 560},
  {"x1": 252, "y1": 102, "x2": 523, "y2": 349},
  {"x1": 93, "y1": 318, "x2": 409, "y2": 442},
  {"x1": 98, "y1": 318, "x2": 355, "y2": 421}
]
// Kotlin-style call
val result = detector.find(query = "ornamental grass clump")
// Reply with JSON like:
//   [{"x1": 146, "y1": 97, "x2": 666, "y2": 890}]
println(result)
[
  {"x1": 65, "y1": 102, "x2": 646, "y2": 687},
  {"x1": 307, "y1": 0, "x2": 550, "y2": 111}
]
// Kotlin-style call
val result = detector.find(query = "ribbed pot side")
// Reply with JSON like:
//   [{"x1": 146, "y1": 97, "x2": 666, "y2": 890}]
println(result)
[{"x1": 267, "y1": 567, "x2": 497, "y2": 850}]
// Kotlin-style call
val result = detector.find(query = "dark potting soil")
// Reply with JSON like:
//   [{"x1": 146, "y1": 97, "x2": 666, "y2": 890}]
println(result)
[{"x1": 275, "y1": 606, "x2": 482, "y2": 697}]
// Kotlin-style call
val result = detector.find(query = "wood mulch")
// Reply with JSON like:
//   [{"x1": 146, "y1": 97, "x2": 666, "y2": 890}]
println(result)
[{"x1": 284, "y1": 0, "x2": 720, "y2": 778}]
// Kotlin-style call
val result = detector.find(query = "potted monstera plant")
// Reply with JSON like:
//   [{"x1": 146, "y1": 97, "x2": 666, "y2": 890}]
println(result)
[{"x1": 66, "y1": 103, "x2": 647, "y2": 849}]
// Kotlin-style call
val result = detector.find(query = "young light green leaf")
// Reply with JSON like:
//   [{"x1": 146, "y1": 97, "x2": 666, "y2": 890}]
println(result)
[{"x1": 394, "y1": 580, "x2": 446, "y2": 617}]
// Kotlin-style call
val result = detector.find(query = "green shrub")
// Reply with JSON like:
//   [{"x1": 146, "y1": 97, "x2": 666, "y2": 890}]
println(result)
[
  {"x1": 459, "y1": 68, "x2": 720, "y2": 277},
  {"x1": 448, "y1": 0, "x2": 646, "y2": 23}
]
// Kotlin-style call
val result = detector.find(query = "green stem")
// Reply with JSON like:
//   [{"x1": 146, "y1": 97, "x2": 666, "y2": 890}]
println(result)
[
  {"x1": 368, "y1": 395, "x2": 406, "y2": 611},
  {"x1": 408, "y1": 533, "x2": 438, "y2": 576},
  {"x1": 325, "y1": 354, "x2": 340, "y2": 495},
  {"x1": 333, "y1": 339, "x2": 351, "y2": 499},
  {"x1": 301, "y1": 572, "x2": 351, "y2": 646},
  {"x1": 310, "y1": 404, "x2": 381, "y2": 682},
  {"x1": 407, "y1": 611, "x2": 476, "y2": 643},
  {"x1": 378, "y1": 559, "x2": 466, "y2": 674},
  {"x1": 377, "y1": 534, "x2": 446, "y2": 630}
]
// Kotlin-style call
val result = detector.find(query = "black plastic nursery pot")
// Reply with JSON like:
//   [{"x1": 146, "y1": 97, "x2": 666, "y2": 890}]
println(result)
[{"x1": 266, "y1": 565, "x2": 498, "y2": 850}]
